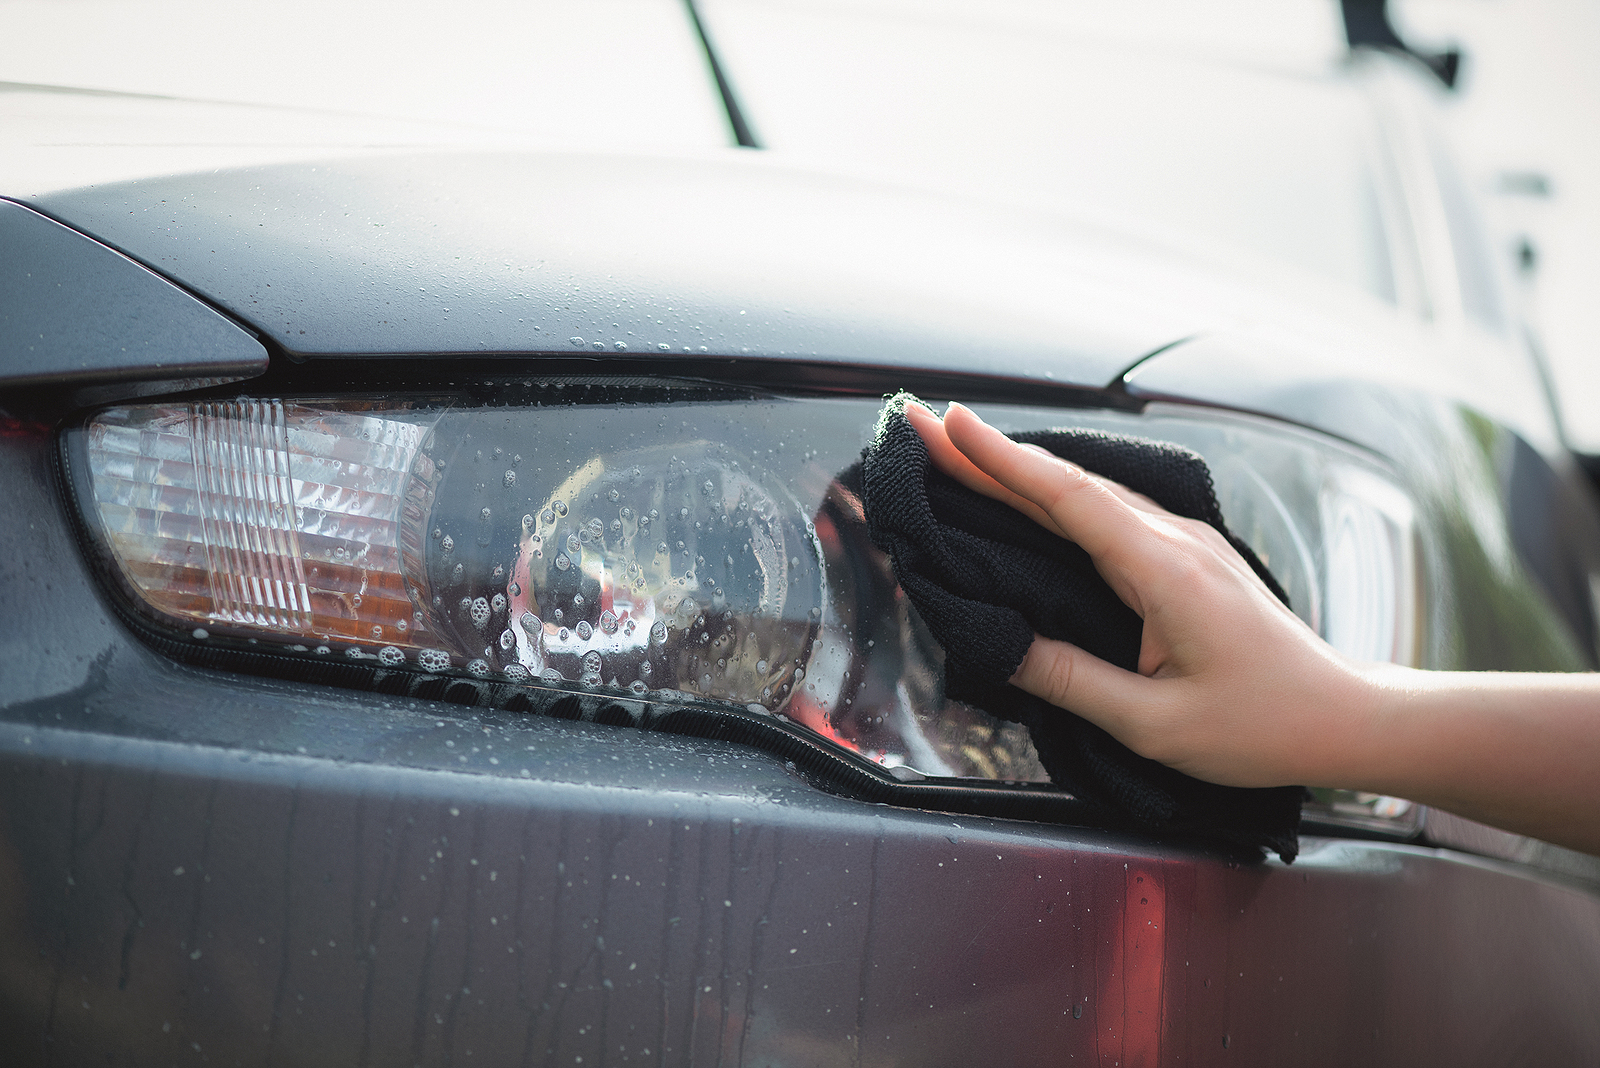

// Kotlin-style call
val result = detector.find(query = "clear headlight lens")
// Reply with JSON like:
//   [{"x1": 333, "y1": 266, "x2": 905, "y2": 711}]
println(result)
[
  {"x1": 69, "y1": 388, "x2": 1424, "y2": 834},
  {"x1": 1321, "y1": 467, "x2": 1418, "y2": 666}
]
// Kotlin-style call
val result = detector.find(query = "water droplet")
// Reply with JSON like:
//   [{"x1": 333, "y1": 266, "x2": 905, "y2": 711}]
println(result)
[
  {"x1": 555, "y1": 555, "x2": 571, "y2": 571},
  {"x1": 192, "y1": 628, "x2": 209, "y2": 640},
  {"x1": 491, "y1": 592, "x2": 507, "y2": 613},
  {"x1": 503, "y1": 470, "x2": 517, "y2": 488},
  {"x1": 639, "y1": 660, "x2": 652, "y2": 676},
  {"x1": 378, "y1": 646, "x2": 405, "y2": 667},
  {"x1": 452, "y1": 563, "x2": 464, "y2": 580},
  {"x1": 396, "y1": 618, "x2": 409, "y2": 633},
  {"x1": 651, "y1": 621, "x2": 668, "y2": 644},
  {"x1": 370, "y1": 625, "x2": 384, "y2": 639},
  {"x1": 471, "y1": 597, "x2": 491, "y2": 630},
  {"x1": 629, "y1": 680, "x2": 649, "y2": 694},
  {"x1": 576, "y1": 620, "x2": 593, "y2": 641},
  {"x1": 520, "y1": 611, "x2": 540, "y2": 632},
  {"x1": 480, "y1": 507, "x2": 491, "y2": 522},
  {"x1": 499, "y1": 629, "x2": 516, "y2": 650},
  {"x1": 553, "y1": 608, "x2": 564, "y2": 622},
  {"x1": 503, "y1": 663, "x2": 530, "y2": 681},
  {"x1": 541, "y1": 508, "x2": 555, "y2": 526},
  {"x1": 756, "y1": 659, "x2": 768, "y2": 673},
  {"x1": 541, "y1": 668, "x2": 565, "y2": 683},
  {"x1": 569, "y1": 336, "x2": 584, "y2": 347},
  {"x1": 573, "y1": 593, "x2": 586, "y2": 608},
  {"x1": 558, "y1": 628, "x2": 570, "y2": 641},
  {"x1": 508, "y1": 582, "x2": 521, "y2": 597},
  {"x1": 580, "y1": 672, "x2": 602, "y2": 687},
  {"x1": 466, "y1": 659, "x2": 491, "y2": 677},
  {"x1": 432, "y1": 528, "x2": 442, "y2": 540},
  {"x1": 620, "y1": 507, "x2": 633, "y2": 520},
  {"x1": 553, "y1": 500, "x2": 568, "y2": 517},
  {"x1": 657, "y1": 542, "x2": 669, "y2": 555},
  {"x1": 522, "y1": 514, "x2": 534, "y2": 530},
  {"x1": 315, "y1": 645, "x2": 331, "y2": 656},
  {"x1": 441, "y1": 535, "x2": 455, "y2": 553},
  {"x1": 793, "y1": 667, "x2": 805, "y2": 681},
  {"x1": 418, "y1": 649, "x2": 451, "y2": 672},
  {"x1": 567, "y1": 533, "x2": 581, "y2": 555},
  {"x1": 583, "y1": 651, "x2": 603, "y2": 673},
  {"x1": 1073, "y1": 1004, "x2": 1082, "y2": 1020},
  {"x1": 610, "y1": 519, "x2": 621, "y2": 533},
  {"x1": 599, "y1": 610, "x2": 618, "y2": 634},
  {"x1": 608, "y1": 488, "x2": 620, "y2": 502}
]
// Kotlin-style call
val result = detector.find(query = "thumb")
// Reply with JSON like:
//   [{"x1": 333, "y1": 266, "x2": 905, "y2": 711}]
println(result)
[{"x1": 1010, "y1": 635, "x2": 1156, "y2": 741}]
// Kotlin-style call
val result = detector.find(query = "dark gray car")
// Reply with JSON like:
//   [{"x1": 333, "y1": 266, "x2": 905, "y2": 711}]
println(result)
[{"x1": 4, "y1": 3, "x2": 1600, "y2": 1064}]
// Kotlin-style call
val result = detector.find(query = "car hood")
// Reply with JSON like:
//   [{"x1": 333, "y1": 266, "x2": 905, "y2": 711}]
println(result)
[{"x1": 24, "y1": 150, "x2": 1387, "y2": 389}]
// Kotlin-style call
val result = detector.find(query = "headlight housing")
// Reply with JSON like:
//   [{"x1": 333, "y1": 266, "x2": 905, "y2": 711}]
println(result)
[{"x1": 66, "y1": 384, "x2": 1423, "y2": 833}]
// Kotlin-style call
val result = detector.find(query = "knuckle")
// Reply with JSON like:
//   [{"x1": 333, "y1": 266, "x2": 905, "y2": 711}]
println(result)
[{"x1": 1038, "y1": 646, "x2": 1079, "y2": 707}]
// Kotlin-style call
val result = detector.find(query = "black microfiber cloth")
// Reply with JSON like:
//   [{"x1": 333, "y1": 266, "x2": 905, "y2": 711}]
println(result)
[{"x1": 860, "y1": 393, "x2": 1305, "y2": 862}]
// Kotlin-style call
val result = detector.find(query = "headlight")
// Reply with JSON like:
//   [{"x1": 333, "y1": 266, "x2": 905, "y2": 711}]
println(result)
[{"x1": 65, "y1": 385, "x2": 1422, "y2": 835}]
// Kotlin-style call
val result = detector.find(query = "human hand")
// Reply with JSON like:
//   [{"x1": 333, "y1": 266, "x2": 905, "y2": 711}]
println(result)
[{"x1": 904, "y1": 400, "x2": 1377, "y2": 791}]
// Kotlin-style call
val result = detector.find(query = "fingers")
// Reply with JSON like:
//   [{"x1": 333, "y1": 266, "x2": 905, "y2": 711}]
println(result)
[
  {"x1": 904, "y1": 401, "x2": 1066, "y2": 537},
  {"x1": 940, "y1": 402, "x2": 1161, "y2": 574}
]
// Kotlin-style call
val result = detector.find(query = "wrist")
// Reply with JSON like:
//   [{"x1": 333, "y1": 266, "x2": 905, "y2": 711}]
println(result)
[{"x1": 1302, "y1": 657, "x2": 1415, "y2": 793}]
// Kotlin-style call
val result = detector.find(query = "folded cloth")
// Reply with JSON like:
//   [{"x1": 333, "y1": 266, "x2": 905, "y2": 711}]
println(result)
[{"x1": 860, "y1": 393, "x2": 1304, "y2": 861}]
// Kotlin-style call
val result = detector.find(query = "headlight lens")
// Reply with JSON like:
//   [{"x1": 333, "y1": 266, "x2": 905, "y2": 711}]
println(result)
[{"x1": 69, "y1": 386, "x2": 1423, "y2": 833}]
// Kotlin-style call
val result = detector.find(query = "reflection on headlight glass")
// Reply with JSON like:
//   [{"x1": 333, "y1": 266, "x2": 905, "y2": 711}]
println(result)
[{"x1": 79, "y1": 390, "x2": 1421, "y2": 789}]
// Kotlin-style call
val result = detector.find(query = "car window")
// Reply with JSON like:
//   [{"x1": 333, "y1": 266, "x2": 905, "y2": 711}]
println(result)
[
  {"x1": 702, "y1": 0, "x2": 1399, "y2": 302},
  {"x1": 0, "y1": 0, "x2": 730, "y2": 191}
]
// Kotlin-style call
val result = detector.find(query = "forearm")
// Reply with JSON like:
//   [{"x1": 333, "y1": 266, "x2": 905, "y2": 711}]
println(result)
[{"x1": 1332, "y1": 665, "x2": 1600, "y2": 855}]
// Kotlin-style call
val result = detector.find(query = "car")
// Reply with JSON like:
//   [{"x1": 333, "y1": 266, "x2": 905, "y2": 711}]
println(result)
[{"x1": 3, "y1": 1, "x2": 1600, "y2": 1064}]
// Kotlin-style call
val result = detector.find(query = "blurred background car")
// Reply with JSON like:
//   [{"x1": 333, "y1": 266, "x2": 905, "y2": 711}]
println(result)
[{"x1": 4, "y1": 0, "x2": 1600, "y2": 1063}]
